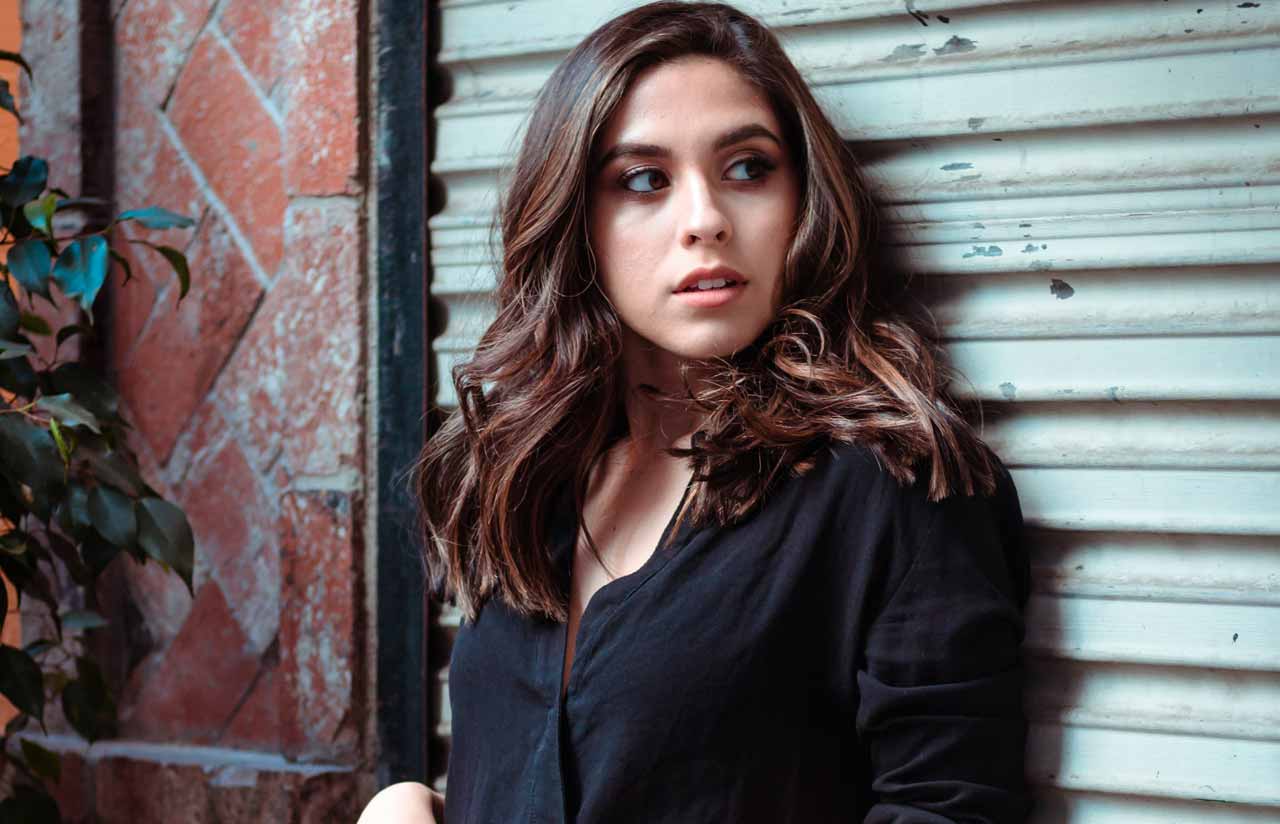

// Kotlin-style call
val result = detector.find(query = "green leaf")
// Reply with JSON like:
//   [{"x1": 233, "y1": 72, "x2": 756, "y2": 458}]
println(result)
[
  {"x1": 0, "y1": 415, "x2": 64, "y2": 518},
  {"x1": 136, "y1": 497, "x2": 195, "y2": 594},
  {"x1": 79, "y1": 530, "x2": 122, "y2": 577},
  {"x1": 54, "y1": 482, "x2": 92, "y2": 540},
  {"x1": 0, "y1": 530, "x2": 27, "y2": 555},
  {"x1": 0, "y1": 782, "x2": 63, "y2": 824},
  {"x1": 82, "y1": 445, "x2": 146, "y2": 498},
  {"x1": 0, "y1": 644, "x2": 45, "y2": 721},
  {"x1": 37, "y1": 392, "x2": 102, "y2": 434},
  {"x1": 0, "y1": 77, "x2": 20, "y2": 124},
  {"x1": 45, "y1": 531, "x2": 90, "y2": 587},
  {"x1": 19, "y1": 311, "x2": 52, "y2": 335},
  {"x1": 0, "y1": 156, "x2": 48, "y2": 207},
  {"x1": 60, "y1": 609, "x2": 108, "y2": 632},
  {"x1": 131, "y1": 240, "x2": 190, "y2": 301},
  {"x1": 8, "y1": 238, "x2": 54, "y2": 301},
  {"x1": 0, "y1": 348, "x2": 39, "y2": 398},
  {"x1": 108, "y1": 247, "x2": 134, "y2": 285},
  {"x1": 23, "y1": 638, "x2": 57, "y2": 658},
  {"x1": 51, "y1": 235, "x2": 110, "y2": 315},
  {"x1": 118, "y1": 206, "x2": 196, "y2": 230},
  {"x1": 21, "y1": 192, "x2": 57, "y2": 236},
  {"x1": 88, "y1": 484, "x2": 137, "y2": 548},
  {"x1": 0, "y1": 339, "x2": 33, "y2": 359},
  {"x1": 47, "y1": 362, "x2": 121, "y2": 423},
  {"x1": 62, "y1": 655, "x2": 117, "y2": 743},
  {"x1": 0, "y1": 278, "x2": 19, "y2": 338},
  {"x1": 55, "y1": 322, "x2": 90, "y2": 350},
  {"x1": 19, "y1": 738, "x2": 62, "y2": 783},
  {"x1": 0, "y1": 49, "x2": 34, "y2": 81}
]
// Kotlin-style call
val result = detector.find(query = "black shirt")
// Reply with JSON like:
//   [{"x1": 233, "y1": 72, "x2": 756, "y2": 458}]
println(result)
[{"x1": 443, "y1": 439, "x2": 1032, "y2": 823}]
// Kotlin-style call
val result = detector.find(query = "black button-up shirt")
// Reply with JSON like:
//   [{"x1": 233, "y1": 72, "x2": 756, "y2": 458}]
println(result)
[{"x1": 443, "y1": 439, "x2": 1032, "y2": 823}]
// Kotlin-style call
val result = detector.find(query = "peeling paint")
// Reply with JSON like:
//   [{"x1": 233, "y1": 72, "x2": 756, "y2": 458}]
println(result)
[
  {"x1": 1030, "y1": 260, "x2": 1054, "y2": 271},
  {"x1": 1106, "y1": 386, "x2": 1122, "y2": 402},
  {"x1": 937, "y1": 14, "x2": 950, "y2": 23},
  {"x1": 956, "y1": 174, "x2": 982, "y2": 182},
  {"x1": 881, "y1": 43, "x2": 927, "y2": 63},
  {"x1": 999, "y1": 382, "x2": 1016, "y2": 400},
  {"x1": 1050, "y1": 278, "x2": 1075, "y2": 299},
  {"x1": 905, "y1": 0, "x2": 929, "y2": 26},
  {"x1": 1237, "y1": 2, "x2": 1259, "y2": 8},
  {"x1": 1019, "y1": 222, "x2": 1032, "y2": 228},
  {"x1": 1233, "y1": 632, "x2": 1239, "y2": 642},
  {"x1": 963, "y1": 244, "x2": 1002, "y2": 258},
  {"x1": 1021, "y1": 243, "x2": 1038, "y2": 253},
  {"x1": 941, "y1": 162, "x2": 973, "y2": 170},
  {"x1": 933, "y1": 35, "x2": 977, "y2": 56},
  {"x1": 967, "y1": 117, "x2": 985, "y2": 130},
  {"x1": 972, "y1": 222, "x2": 986, "y2": 229}
]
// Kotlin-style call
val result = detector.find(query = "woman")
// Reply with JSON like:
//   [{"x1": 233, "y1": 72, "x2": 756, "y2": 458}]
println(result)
[{"x1": 361, "y1": 2, "x2": 1031, "y2": 822}]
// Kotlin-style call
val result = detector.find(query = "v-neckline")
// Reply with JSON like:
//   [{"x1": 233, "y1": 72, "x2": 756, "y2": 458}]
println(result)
[{"x1": 557, "y1": 467, "x2": 696, "y2": 703}]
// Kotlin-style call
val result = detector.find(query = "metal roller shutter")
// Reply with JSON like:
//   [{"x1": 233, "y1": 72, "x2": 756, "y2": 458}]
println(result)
[{"x1": 427, "y1": 1, "x2": 1280, "y2": 818}]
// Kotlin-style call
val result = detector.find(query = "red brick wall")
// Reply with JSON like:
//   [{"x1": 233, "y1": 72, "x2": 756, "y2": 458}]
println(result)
[{"x1": 17, "y1": 2, "x2": 376, "y2": 820}]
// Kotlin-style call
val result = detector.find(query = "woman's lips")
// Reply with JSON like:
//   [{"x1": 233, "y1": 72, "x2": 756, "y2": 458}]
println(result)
[{"x1": 673, "y1": 280, "x2": 747, "y2": 308}]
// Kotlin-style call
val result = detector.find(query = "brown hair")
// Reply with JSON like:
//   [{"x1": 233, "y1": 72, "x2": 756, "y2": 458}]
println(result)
[{"x1": 411, "y1": 1, "x2": 1003, "y2": 624}]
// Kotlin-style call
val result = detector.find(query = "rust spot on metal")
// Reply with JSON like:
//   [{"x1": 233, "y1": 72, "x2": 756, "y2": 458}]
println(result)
[
  {"x1": 1050, "y1": 278, "x2": 1074, "y2": 299},
  {"x1": 933, "y1": 35, "x2": 977, "y2": 56}
]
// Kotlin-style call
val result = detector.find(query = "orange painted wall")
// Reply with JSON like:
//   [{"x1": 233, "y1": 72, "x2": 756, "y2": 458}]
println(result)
[{"x1": 0, "y1": 0, "x2": 21, "y2": 729}]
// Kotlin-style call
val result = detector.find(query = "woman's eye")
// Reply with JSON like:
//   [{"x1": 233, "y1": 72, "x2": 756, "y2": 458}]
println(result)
[
  {"x1": 621, "y1": 169, "x2": 667, "y2": 194},
  {"x1": 726, "y1": 155, "x2": 774, "y2": 181}
]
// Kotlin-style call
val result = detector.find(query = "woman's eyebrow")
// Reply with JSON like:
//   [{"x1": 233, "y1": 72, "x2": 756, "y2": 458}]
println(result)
[{"x1": 593, "y1": 123, "x2": 782, "y2": 173}]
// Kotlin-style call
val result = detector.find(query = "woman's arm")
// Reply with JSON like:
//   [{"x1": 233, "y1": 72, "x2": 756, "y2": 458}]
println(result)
[
  {"x1": 856, "y1": 467, "x2": 1033, "y2": 823},
  {"x1": 355, "y1": 781, "x2": 445, "y2": 824}
]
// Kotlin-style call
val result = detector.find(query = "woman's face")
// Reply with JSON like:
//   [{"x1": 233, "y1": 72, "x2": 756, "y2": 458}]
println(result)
[{"x1": 587, "y1": 56, "x2": 802, "y2": 364}]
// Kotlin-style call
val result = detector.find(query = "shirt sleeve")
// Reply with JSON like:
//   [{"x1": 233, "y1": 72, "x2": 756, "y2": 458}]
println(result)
[{"x1": 855, "y1": 459, "x2": 1033, "y2": 824}]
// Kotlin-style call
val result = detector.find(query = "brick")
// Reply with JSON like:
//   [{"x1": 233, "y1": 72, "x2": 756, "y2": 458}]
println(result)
[
  {"x1": 116, "y1": 85, "x2": 208, "y2": 254},
  {"x1": 105, "y1": 238, "x2": 159, "y2": 372},
  {"x1": 94, "y1": 756, "x2": 211, "y2": 824},
  {"x1": 115, "y1": 0, "x2": 214, "y2": 109},
  {"x1": 215, "y1": 200, "x2": 363, "y2": 477},
  {"x1": 284, "y1": 0, "x2": 359, "y2": 195},
  {"x1": 220, "y1": 0, "x2": 288, "y2": 102},
  {"x1": 17, "y1": 1, "x2": 81, "y2": 195},
  {"x1": 278, "y1": 490, "x2": 360, "y2": 761},
  {"x1": 176, "y1": 434, "x2": 280, "y2": 652},
  {"x1": 119, "y1": 551, "x2": 196, "y2": 651},
  {"x1": 221, "y1": 656, "x2": 280, "y2": 751},
  {"x1": 116, "y1": 210, "x2": 263, "y2": 464},
  {"x1": 41, "y1": 745, "x2": 91, "y2": 824},
  {"x1": 121, "y1": 580, "x2": 261, "y2": 744},
  {"x1": 168, "y1": 30, "x2": 287, "y2": 277}
]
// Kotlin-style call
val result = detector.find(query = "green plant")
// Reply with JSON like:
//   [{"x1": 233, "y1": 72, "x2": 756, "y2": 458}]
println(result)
[{"x1": 0, "y1": 49, "x2": 198, "y2": 822}]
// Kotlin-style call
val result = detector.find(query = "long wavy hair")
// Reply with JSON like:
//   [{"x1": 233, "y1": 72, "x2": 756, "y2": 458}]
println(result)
[{"x1": 411, "y1": 1, "x2": 1003, "y2": 624}]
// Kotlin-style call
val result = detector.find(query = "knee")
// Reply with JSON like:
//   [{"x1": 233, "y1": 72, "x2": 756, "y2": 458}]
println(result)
[{"x1": 356, "y1": 781, "x2": 439, "y2": 824}]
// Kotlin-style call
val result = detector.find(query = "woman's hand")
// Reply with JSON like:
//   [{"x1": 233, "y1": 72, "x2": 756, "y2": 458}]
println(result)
[{"x1": 356, "y1": 781, "x2": 444, "y2": 824}]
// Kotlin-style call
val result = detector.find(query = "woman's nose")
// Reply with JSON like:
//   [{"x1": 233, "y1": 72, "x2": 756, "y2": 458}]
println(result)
[{"x1": 680, "y1": 175, "x2": 732, "y2": 247}]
